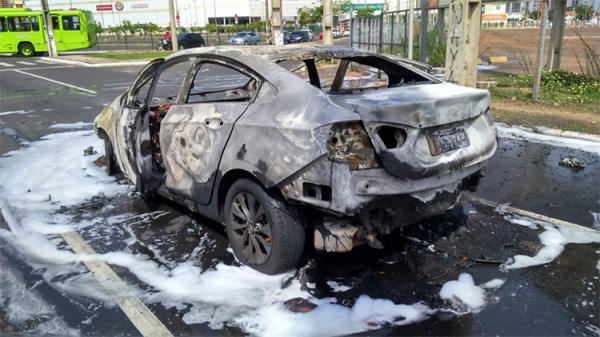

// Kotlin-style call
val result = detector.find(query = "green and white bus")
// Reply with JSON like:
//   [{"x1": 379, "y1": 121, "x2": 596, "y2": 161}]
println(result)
[{"x1": 0, "y1": 8, "x2": 96, "y2": 56}]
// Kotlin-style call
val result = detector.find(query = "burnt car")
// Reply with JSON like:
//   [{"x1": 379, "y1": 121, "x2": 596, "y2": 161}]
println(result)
[{"x1": 94, "y1": 46, "x2": 496, "y2": 274}]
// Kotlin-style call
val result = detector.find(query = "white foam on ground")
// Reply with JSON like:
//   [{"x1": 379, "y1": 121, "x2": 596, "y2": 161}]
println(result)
[
  {"x1": 499, "y1": 213, "x2": 600, "y2": 270},
  {"x1": 0, "y1": 251, "x2": 79, "y2": 336},
  {"x1": 439, "y1": 273, "x2": 505, "y2": 314},
  {"x1": 495, "y1": 124, "x2": 600, "y2": 154},
  {"x1": 0, "y1": 131, "x2": 436, "y2": 336},
  {"x1": 326, "y1": 280, "x2": 352, "y2": 293}
]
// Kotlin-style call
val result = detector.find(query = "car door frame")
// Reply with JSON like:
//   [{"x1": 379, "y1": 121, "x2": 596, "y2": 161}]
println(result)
[
  {"x1": 159, "y1": 54, "x2": 264, "y2": 205},
  {"x1": 117, "y1": 58, "x2": 166, "y2": 191}
]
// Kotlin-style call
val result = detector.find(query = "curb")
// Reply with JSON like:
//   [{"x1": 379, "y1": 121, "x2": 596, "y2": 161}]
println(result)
[
  {"x1": 495, "y1": 122, "x2": 600, "y2": 143},
  {"x1": 40, "y1": 56, "x2": 149, "y2": 68}
]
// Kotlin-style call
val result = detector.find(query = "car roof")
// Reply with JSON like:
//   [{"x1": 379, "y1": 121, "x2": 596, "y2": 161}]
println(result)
[{"x1": 165, "y1": 46, "x2": 433, "y2": 80}]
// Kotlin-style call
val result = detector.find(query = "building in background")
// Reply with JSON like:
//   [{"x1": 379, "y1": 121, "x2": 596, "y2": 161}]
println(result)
[{"x1": 23, "y1": 0, "x2": 322, "y2": 28}]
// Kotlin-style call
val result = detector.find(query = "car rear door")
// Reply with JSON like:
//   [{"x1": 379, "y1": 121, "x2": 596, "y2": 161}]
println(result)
[{"x1": 159, "y1": 58, "x2": 260, "y2": 205}]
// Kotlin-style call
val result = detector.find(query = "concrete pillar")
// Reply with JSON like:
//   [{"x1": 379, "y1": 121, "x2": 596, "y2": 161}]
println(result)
[
  {"x1": 271, "y1": 0, "x2": 283, "y2": 45},
  {"x1": 444, "y1": 0, "x2": 481, "y2": 87},
  {"x1": 323, "y1": 0, "x2": 333, "y2": 45},
  {"x1": 546, "y1": 0, "x2": 566, "y2": 70}
]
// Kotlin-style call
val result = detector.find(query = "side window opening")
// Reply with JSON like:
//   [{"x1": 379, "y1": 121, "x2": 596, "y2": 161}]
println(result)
[
  {"x1": 0, "y1": 17, "x2": 7, "y2": 32},
  {"x1": 150, "y1": 58, "x2": 194, "y2": 108},
  {"x1": 8, "y1": 16, "x2": 31, "y2": 32},
  {"x1": 281, "y1": 56, "x2": 434, "y2": 93},
  {"x1": 341, "y1": 62, "x2": 389, "y2": 91},
  {"x1": 61, "y1": 15, "x2": 81, "y2": 30},
  {"x1": 30, "y1": 16, "x2": 39, "y2": 31},
  {"x1": 186, "y1": 62, "x2": 256, "y2": 104},
  {"x1": 51, "y1": 16, "x2": 60, "y2": 30}
]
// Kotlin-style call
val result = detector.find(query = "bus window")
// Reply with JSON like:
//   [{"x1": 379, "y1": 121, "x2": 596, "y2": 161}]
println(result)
[
  {"x1": 8, "y1": 17, "x2": 32, "y2": 32},
  {"x1": 51, "y1": 16, "x2": 59, "y2": 30},
  {"x1": 30, "y1": 16, "x2": 39, "y2": 31},
  {"x1": 61, "y1": 15, "x2": 80, "y2": 30},
  {"x1": 0, "y1": 17, "x2": 6, "y2": 32}
]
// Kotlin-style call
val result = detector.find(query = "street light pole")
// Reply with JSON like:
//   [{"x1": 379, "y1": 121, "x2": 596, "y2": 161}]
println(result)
[
  {"x1": 40, "y1": 0, "x2": 58, "y2": 57},
  {"x1": 168, "y1": 0, "x2": 179, "y2": 51}
]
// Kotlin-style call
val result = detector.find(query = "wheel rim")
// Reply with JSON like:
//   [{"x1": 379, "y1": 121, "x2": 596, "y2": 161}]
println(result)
[
  {"x1": 229, "y1": 192, "x2": 272, "y2": 264},
  {"x1": 22, "y1": 46, "x2": 32, "y2": 56}
]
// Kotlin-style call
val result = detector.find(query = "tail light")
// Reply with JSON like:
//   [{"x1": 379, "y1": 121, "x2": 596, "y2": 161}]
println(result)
[{"x1": 327, "y1": 122, "x2": 379, "y2": 170}]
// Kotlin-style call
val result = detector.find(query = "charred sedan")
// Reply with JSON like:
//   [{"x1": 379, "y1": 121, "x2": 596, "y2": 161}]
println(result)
[{"x1": 94, "y1": 47, "x2": 497, "y2": 274}]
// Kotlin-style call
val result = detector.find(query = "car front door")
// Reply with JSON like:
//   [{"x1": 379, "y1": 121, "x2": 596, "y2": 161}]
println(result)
[
  {"x1": 116, "y1": 58, "x2": 164, "y2": 190},
  {"x1": 123, "y1": 56, "x2": 196, "y2": 192},
  {"x1": 159, "y1": 58, "x2": 260, "y2": 205}
]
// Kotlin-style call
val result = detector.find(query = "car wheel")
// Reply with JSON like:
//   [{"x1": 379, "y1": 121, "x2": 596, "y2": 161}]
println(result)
[
  {"x1": 224, "y1": 179, "x2": 305, "y2": 274},
  {"x1": 103, "y1": 134, "x2": 120, "y2": 176},
  {"x1": 18, "y1": 42, "x2": 35, "y2": 57}
]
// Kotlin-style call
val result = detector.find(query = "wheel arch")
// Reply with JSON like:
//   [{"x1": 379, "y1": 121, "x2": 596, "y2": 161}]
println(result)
[{"x1": 217, "y1": 169, "x2": 284, "y2": 220}]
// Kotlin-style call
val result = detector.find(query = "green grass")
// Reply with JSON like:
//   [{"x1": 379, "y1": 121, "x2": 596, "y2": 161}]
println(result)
[{"x1": 84, "y1": 51, "x2": 172, "y2": 60}]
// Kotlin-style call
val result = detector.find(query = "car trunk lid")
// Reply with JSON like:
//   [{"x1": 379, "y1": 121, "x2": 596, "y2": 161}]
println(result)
[{"x1": 328, "y1": 82, "x2": 496, "y2": 179}]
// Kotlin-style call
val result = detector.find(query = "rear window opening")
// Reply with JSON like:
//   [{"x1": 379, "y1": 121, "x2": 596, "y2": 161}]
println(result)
[{"x1": 279, "y1": 56, "x2": 433, "y2": 94}]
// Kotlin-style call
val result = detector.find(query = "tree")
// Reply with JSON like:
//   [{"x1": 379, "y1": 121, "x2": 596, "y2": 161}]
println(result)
[
  {"x1": 94, "y1": 21, "x2": 105, "y2": 34},
  {"x1": 356, "y1": 7, "x2": 375, "y2": 18},
  {"x1": 575, "y1": 4, "x2": 593, "y2": 20},
  {"x1": 121, "y1": 20, "x2": 137, "y2": 37}
]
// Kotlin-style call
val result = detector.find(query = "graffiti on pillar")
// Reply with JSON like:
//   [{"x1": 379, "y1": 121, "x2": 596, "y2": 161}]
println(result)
[{"x1": 446, "y1": 1, "x2": 465, "y2": 83}]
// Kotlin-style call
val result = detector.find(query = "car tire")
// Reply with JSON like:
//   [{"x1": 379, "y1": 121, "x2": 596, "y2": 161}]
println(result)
[
  {"x1": 18, "y1": 42, "x2": 35, "y2": 57},
  {"x1": 102, "y1": 134, "x2": 120, "y2": 176},
  {"x1": 224, "y1": 179, "x2": 305, "y2": 274}
]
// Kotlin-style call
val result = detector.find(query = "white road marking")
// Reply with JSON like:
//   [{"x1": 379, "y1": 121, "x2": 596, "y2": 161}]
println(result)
[
  {"x1": 469, "y1": 196, "x2": 600, "y2": 234},
  {"x1": 0, "y1": 62, "x2": 14, "y2": 67},
  {"x1": 17, "y1": 61, "x2": 36, "y2": 66},
  {"x1": 0, "y1": 65, "x2": 74, "y2": 73},
  {"x1": 61, "y1": 231, "x2": 175, "y2": 337},
  {"x1": 13, "y1": 69, "x2": 97, "y2": 95},
  {"x1": 0, "y1": 109, "x2": 34, "y2": 116},
  {"x1": 35, "y1": 60, "x2": 55, "y2": 64}
]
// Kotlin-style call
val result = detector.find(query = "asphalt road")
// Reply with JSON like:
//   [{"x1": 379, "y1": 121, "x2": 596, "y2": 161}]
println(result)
[{"x1": 0, "y1": 55, "x2": 598, "y2": 336}]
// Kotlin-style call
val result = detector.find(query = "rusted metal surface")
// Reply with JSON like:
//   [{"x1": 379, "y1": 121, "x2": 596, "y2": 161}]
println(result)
[{"x1": 94, "y1": 46, "x2": 497, "y2": 252}]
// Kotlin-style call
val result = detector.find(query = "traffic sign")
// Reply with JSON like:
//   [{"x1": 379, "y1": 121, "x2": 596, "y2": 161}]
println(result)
[
  {"x1": 96, "y1": 4, "x2": 113, "y2": 11},
  {"x1": 114, "y1": 1, "x2": 124, "y2": 11}
]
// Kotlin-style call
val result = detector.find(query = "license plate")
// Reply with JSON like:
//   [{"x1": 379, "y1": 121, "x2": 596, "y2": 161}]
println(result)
[{"x1": 426, "y1": 128, "x2": 470, "y2": 155}]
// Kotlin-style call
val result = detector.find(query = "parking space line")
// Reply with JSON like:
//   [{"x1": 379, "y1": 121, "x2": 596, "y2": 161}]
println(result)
[
  {"x1": 13, "y1": 69, "x2": 97, "y2": 95},
  {"x1": 61, "y1": 231, "x2": 175, "y2": 337},
  {"x1": 16, "y1": 61, "x2": 36, "y2": 66},
  {"x1": 0, "y1": 62, "x2": 14, "y2": 67},
  {"x1": 468, "y1": 196, "x2": 600, "y2": 233}
]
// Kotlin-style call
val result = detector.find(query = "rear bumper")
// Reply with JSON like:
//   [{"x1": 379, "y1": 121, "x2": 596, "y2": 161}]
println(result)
[{"x1": 280, "y1": 154, "x2": 488, "y2": 215}]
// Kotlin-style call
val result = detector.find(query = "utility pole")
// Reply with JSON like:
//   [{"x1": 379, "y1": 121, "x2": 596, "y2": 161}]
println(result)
[
  {"x1": 323, "y1": 0, "x2": 333, "y2": 45},
  {"x1": 419, "y1": 0, "x2": 429, "y2": 62},
  {"x1": 168, "y1": 0, "x2": 179, "y2": 51},
  {"x1": 546, "y1": 0, "x2": 566, "y2": 70},
  {"x1": 408, "y1": 0, "x2": 415, "y2": 59},
  {"x1": 532, "y1": 0, "x2": 548, "y2": 100},
  {"x1": 271, "y1": 0, "x2": 283, "y2": 45},
  {"x1": 214, "y1": 0, "x2": 220, "y2": 45},
  {"x1": 40, "y1": 0, "x2": 58, "y2": 57},
  {"x1": 265, "y1": 0, "x2": 270, "y2": 43}
]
